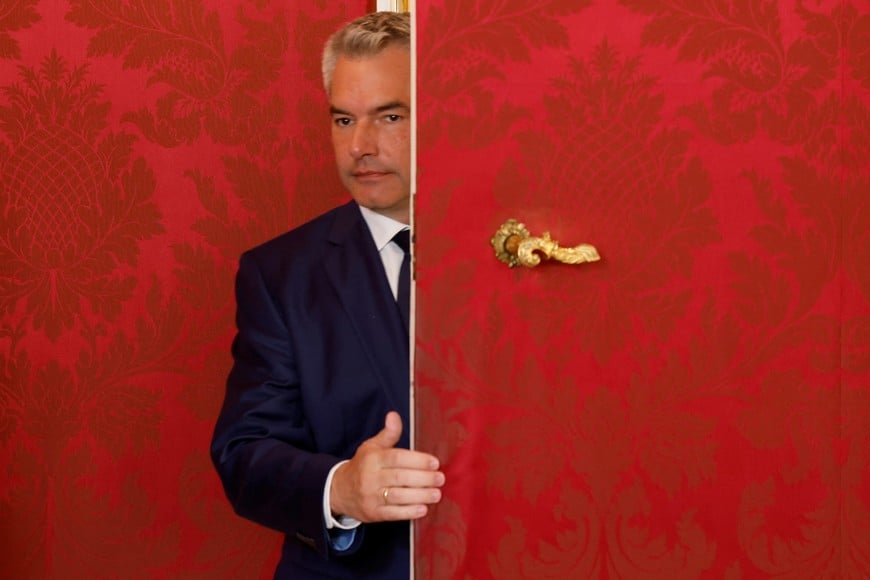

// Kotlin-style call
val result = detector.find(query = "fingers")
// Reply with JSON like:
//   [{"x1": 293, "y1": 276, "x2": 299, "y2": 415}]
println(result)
[
  {"x1": 367, "y1": 410, "x2": 403, "y2": 450},
  {"x1": 365, "y1": 459, "x2": 445, "y2": 522},
  {"x1": 329, "y1": 411, "x2": 445, "y2": 523},
  {"x1": 363, "y1": 412, "x2": 439, "y2": 470},
  {"x1": 380, "y1": 484, "x2": 442, "y2": 509},
  {"x1": 378, "y1": 486, "x2": 441, "y2": 521},
  {"x1": 379, "y1": 464, "x2": 445, "y2": 489}
]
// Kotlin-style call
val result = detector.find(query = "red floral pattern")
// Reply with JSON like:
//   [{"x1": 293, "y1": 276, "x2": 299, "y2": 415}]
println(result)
[
  {"x1": 415, "y1": 0, "x2": 869, "y2": 577},
  {"x1": 0, "y1": 1, "x2": 365, "y2": 577}
]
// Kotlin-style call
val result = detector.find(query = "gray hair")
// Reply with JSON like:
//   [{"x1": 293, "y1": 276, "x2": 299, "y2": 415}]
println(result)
[{"x1": 322, "y1": 12, "x2": 411, "y2": 93}]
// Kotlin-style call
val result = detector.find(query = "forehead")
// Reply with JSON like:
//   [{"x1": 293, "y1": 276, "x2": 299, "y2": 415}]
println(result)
[{"x1": 329, "y1": 46, "x2": 411, "y2": 111}]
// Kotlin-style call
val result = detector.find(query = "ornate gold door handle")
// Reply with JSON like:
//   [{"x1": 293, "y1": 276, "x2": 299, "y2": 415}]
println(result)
[{"x1": 490, "y1": 219, "x2": 600, "y2": 268}]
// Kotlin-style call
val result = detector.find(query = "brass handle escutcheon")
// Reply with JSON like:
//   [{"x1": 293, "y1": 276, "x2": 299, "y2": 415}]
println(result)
[{"x1": 491, "y1": 219, "x2": 600, "y2": 268}]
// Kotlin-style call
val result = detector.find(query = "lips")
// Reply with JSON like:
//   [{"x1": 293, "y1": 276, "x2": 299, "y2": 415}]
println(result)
[{"x1": 352, "y1": 170, "x2": 390, "y2": 179}]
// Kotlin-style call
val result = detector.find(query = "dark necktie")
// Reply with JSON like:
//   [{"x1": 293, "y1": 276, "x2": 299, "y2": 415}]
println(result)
[{"x1": 392, "y1": 229, "x2": 410, "y2": 331}]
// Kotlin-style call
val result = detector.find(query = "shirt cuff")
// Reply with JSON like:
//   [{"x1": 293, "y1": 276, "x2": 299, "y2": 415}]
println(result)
[{"x1": 323, "y1": 460, "x2": 362, "y2": 530}]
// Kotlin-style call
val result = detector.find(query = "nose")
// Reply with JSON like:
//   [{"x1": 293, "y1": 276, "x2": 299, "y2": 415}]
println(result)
[{"x1": 349, "y1": 121, "x2": 377, "y2": 159}]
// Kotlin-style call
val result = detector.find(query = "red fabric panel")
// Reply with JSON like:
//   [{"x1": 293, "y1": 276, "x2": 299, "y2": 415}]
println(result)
[
  {"x1": 414, "y1": 0, "x2": 870, "y2": 577},
  {"x1": 0, "y1": 1, "x2": 365, "y2": 577}
]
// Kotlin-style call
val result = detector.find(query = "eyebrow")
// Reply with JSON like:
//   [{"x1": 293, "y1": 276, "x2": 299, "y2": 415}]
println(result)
[{"x1": 330, "y1": 101, "x2": 410, "y2": 116}]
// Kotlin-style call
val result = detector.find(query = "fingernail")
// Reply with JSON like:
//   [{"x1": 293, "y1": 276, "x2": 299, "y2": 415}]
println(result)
[{"x1": 436, "y1": 473, "x2": 445, "y2": 486}]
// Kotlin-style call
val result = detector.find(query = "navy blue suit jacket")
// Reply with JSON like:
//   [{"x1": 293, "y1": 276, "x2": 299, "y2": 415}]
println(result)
[{"x1": 211, "y1": 201, "x2": 410, "y2": 579}]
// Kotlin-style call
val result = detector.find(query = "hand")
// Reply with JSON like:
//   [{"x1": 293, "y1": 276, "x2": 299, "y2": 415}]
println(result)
[{"x1": 329, "y1": 411, "x2": 444, "y2": 523}]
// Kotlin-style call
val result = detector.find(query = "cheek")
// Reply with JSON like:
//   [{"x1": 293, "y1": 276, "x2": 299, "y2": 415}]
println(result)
[
  {"x1": 331, "y1": 134, "x2": 348, "y2": 161},
  {"x1": 388, "y1": 132, "x2": 411, "y2": 164}
]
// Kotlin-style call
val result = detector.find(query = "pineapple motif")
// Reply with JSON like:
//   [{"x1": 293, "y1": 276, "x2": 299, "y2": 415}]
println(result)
[
  {"x1": 6, "y1": 125, "x2": 104, "y2": 266},
  {"x1": 0, "y1": 50, "x2": 163, "y2": 340}
]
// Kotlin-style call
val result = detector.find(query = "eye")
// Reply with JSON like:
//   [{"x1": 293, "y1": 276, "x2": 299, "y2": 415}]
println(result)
[
  {"x1": 333, "y1": 117, "x2": 352, "y2": 127},
  {"x1": 384, "y1": 114, "x2": 402, "y2": 123}
]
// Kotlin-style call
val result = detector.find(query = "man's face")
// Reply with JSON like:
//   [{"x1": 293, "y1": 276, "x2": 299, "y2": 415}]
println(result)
[{"x1": 329, "y1": 45, "x2": 411, "y2": 224}]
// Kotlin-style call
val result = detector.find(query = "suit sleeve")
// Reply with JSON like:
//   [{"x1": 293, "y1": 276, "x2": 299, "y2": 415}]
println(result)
[{"x1": 210, "y1": 250, "x2": 362, "y2": 559}]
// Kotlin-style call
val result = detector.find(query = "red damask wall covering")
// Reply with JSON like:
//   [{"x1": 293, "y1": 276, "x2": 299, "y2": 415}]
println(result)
[
  {"x1": 414, "y1": 0, "x2": 869, "y2": 578},
  {"x1": 0, "y1": 1, "x2": 365, "y2": 577}
]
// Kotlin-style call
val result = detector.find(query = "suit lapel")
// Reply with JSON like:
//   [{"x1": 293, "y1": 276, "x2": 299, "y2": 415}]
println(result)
[{"x1": 322, "y1": 203, "x2": 410, "y2": 436}]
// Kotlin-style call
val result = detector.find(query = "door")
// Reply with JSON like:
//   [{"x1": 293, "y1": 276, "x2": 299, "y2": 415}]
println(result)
[{"x1": 413, "y1": 1, "x2": 870, "y2": 578}]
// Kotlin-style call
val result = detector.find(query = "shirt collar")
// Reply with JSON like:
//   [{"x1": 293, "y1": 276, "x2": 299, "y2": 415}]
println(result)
[{"x1": 358, "y1": 205, "x2": 409, "y2": 251}]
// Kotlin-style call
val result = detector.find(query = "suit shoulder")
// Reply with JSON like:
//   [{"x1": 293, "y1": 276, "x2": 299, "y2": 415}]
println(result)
[{"x1": 241, "y1": 202, "x2": 357, "y2": 266}]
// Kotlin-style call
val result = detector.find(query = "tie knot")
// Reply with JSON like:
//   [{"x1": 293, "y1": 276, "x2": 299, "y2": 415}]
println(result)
[{"x1": 392, "y1": 229, "x2": 410, "y2": 253}]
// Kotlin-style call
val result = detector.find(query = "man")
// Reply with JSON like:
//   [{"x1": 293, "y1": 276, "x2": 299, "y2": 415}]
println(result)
[{"x1": 211, "y1": 12, "x2": 444, "y2": 579}]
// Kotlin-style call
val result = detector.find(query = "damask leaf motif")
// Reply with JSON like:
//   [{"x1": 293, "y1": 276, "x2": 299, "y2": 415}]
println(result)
[
  {"x1": 170, "y1": 166, "x2": 270, "y2": 424},
  {"x1": 736, "y1": 370, "x2": 839, "y2": 483},
  {"x1": 223, "y1": 155, "x2": 289, "y2": 245},
  {"x1": 7, "y1": 360, "x2": 172, "y2": 577},
  {"x1": 176, "y1": 350, "x2": 231, "y2": 422},
  {"x1": 22, "y1": 361, "x2": 92, "y2": 457},
  {"x1": 499, "y1": 41, "x2": 719, "y2": 362},
  {"x1": 844, "y1": 160, "x2": 870, "y2": 302},
  {"x1": 691, "y1": 292, "x2": 746, "y2": 379},
  {"x1": 621, "y1": 0, "x2": 782, "y2": 65},
  {"x1": 626, "y1": 361, "x2": 719, "y2": 497},
  {"x1": 0, "y1": 35, "x2": 19, "y2": 60},
  {"x1": 609, "y1": 484, "x2": 716, "y2": 578},
  {"x1": 488, "y1": 487, "x2": 599, "y2": 579},
  {"x1": 75, "y1": 346, "x2": 159, "y2": 457},
  {"x1": 70, "y1": 280, "x2": 196, "y2": 458},
  {"x1": 0, "y1": 446, "x2": 48, "y2": 578},
  {"x1": 846, "y1": 4, "x2": 870, "y2": 89},
  {"x1": 86, "y1": 347, "x2": 163, "y2": 456},
  {"x1": 0, "y1": 52, "x2": 164, "y2": 340},
  {"x1": 737, "y1": 158, "x2": 838, "y2": 328},
  {"x1": 415, "y1": 291, "x2": 485, "y2": 433},
  {"x1": 638, "y1": 0, "x2": 847, "y2": 145},
  {"x1": 0, "y1": 0, "x2": 40, "y2": 60},
  {"x1": 744, "y1": 167, "x2": 786, "y2": 223},
  {"x1": 81, "y1": 277, "x2": 138, "y2": 325},
  {"x1": 178, "y1": 452, "x2": 281, "y2": 578},
  {"x1": 795, "y1": 94, "x2": 844, "y2": 173},
  {"x1": 0, "y1": 349, "x2": 27, "y2": 444},
  {"x1": 68, "y1": 0, "x2": 225, "y2": 72},
  {"x1": 482, "y1": 355, "x2": 585, "y2": 503},
  {"x1": 729, "y1": 253, "x2": 792, "y2": 329},
  {"x1": 418, "y1": 0, "x2": 589, "y2": 149},
  {"x1": 68, "y1": 0, "x2": 290, "y2": 148},
  {"x1": 186, "y1": 169, "x2": 225, "y2": 220},
  {"x1": 169, "y1": 244, "x2": 237, "y2": 403},
  {"x1": 421, "y1": 307, "x2": 581, "y2": 501},
  {"x1": 231, "y1": 8, "x2": 287, "y2": 93},
  {"x1": 424, "y1": 0, "x2": 579, "y2": 66},
  {"x1": 549, "y1": 44, "x2": 663, "y2": 130},
  {"x1": 414, "y1": 498, "x2": 467, "y2": 580},
  {"x1": 413, "y1": 369, "x2": 467, "y2": 475},
  {"x1": 124, "y1": 91, "x2": 202, "y2": 147},
  {"x1": 738, "y1": 478, "x2": 843, "y2": 577},
  {"x1": 843, "y1": 94, "x2": 870, "y2": 172},
  {"x1": 842, "y1": 389, "x2": 870, "y2": 577},
  {"x1": 843, "y1": 316, "x2": 870, "y2": 374},
  {"x1": 172, "y1": 244, "x2": 233, "y2": 316},
  {"x1": 489, "y1": 518, "x2": 535, "y2": 578},
  {"x1": 106, "y1": 159, "x2": 165, "y2": 263},
  {"x1": 657, "y1": 157, "x2": 721, "y2": 278},
  {"x1": 44, "y1": 446, "x2": 179, "y2": 577},
  {"x1": 96, "y1": 131, "x2": 137, "y2": 176}
]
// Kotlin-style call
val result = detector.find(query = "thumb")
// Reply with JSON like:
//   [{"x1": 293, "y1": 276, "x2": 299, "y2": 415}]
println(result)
[{"x1": 369, "y1": 411, "x2": 402, "y2": 449}]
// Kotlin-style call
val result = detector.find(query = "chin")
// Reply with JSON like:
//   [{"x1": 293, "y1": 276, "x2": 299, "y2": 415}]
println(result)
[{"x1": 353, "y1": 193, "x2": 406, "y2": 211}]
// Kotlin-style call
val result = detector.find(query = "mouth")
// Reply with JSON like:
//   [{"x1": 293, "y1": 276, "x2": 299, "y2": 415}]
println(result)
[{"x1": 352, "y1": 170, "x2": 391, "y2": 179}]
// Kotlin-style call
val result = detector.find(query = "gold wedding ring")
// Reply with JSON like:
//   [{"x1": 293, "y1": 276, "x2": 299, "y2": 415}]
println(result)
[{"x1": 382, "y1": 487, "x2": 391, "y2": 505}]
